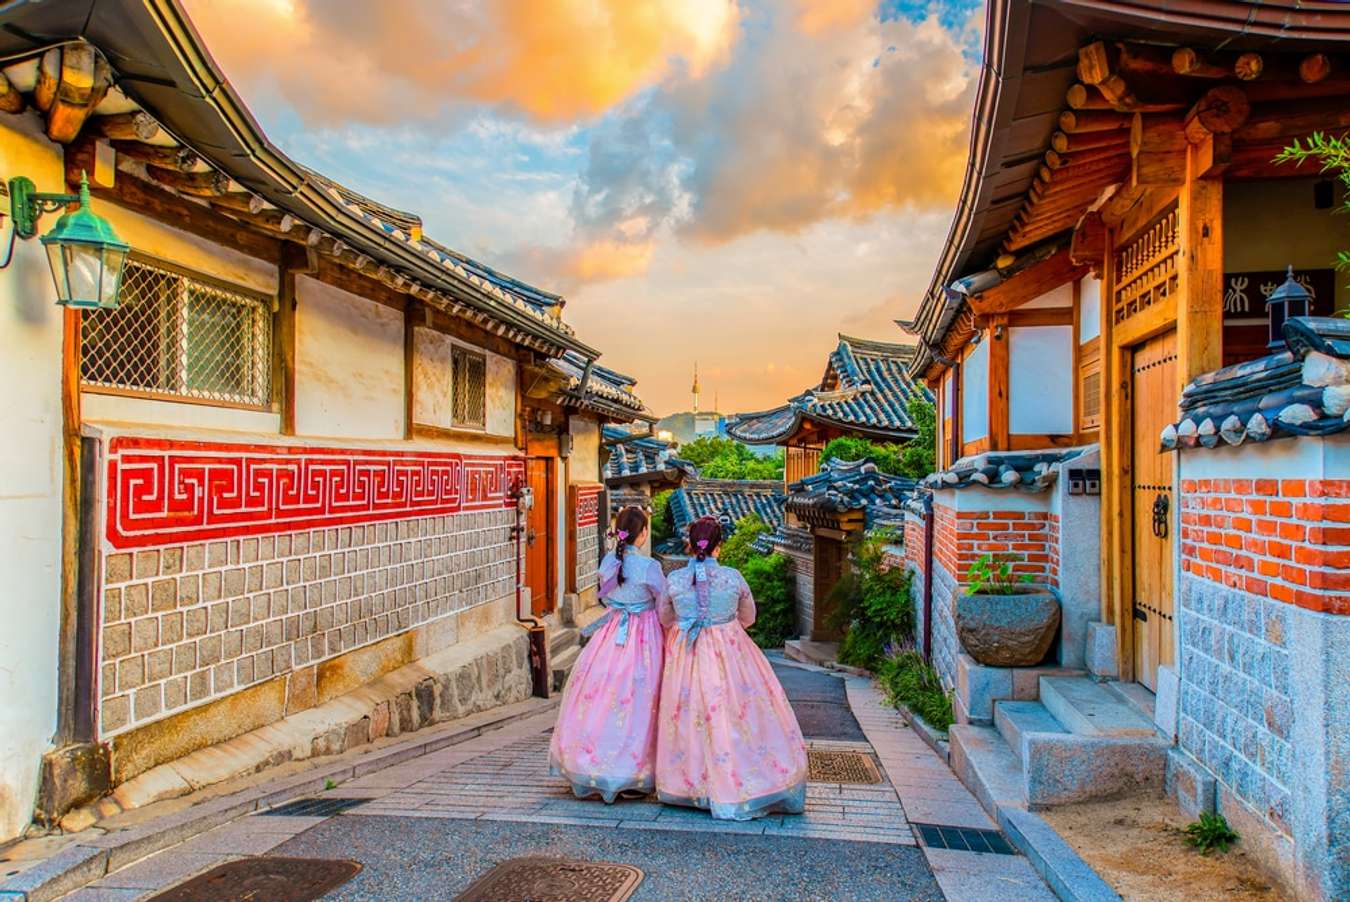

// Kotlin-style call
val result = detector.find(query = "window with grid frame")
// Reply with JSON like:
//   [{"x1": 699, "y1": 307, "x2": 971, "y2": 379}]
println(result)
[
  {"x1": 451, "y1": 345, "x2": 487, "y2": 429},
  {"x1": 80, "y1": 256, "x2": 273, "y2": 408}
]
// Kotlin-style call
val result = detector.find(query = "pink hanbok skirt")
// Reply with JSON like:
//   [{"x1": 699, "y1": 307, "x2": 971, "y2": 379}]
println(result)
[
  {"x1": 549, "y1": 608, "x2": 663, "y2": 801},
  {"x1": 655, "y1": 621, "x2": 808, "y2": 820}
]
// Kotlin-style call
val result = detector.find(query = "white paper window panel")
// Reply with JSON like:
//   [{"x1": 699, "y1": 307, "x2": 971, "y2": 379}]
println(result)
[
  {"x1": 962, "y1": 340, "x2": 989, "y2": 442},
  {"x1": 1010, "y1": 325, "x2": 1074, "y2": 435},
  {"x1": 1022, "y1": 281, "x2": 1074, "y2": 309}
]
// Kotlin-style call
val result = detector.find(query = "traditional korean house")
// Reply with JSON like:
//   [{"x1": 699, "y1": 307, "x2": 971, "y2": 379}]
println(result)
[
  {"x1": 727, "y1": 334, "x2": 930, "y2": 644},
  {"x1": 0, "y1": 0, "x2": 646, "y2": 842},
  {"x1": 782, "y1": 459, "x2": 915, "y2": 646},
  {"x1": 661, "y1": 479, "x2": 787, "y2": 557},
  {"x1": 900, "y1": 2, "x2": 1350, "y2": 897},
  {"x1": 600, "y1": 425, "x2": 697, "y2": 549}
]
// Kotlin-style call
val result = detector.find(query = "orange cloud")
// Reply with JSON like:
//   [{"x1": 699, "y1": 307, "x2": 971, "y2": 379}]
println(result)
[
  {"x1": 564, "y1": 239, "x2": 655, "y2": 283},
  {"x1": 183, "y1": 0, "x2": 740, "y2": 124},
  {"x1": 795, "y1": 0, "x2": 876, "y2": 35}
]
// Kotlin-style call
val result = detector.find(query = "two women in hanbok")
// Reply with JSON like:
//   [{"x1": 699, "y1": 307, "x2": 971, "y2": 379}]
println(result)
[{"x1": 549, "y1": 508, "x2": 806, "y2": 821}]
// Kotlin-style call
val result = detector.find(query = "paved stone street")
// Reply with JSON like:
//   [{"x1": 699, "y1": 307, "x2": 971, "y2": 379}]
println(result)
[{"x1": 59, "y1": 660, "x2": 1056, "y2": 901}]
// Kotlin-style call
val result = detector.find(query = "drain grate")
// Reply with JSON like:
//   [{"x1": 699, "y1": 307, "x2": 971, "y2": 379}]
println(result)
[
  {"x1": 914, "y1": 823, "x2": 1016, "y2": 855},
  {"x1": 146, "y1": 857, "x2": 361, "y2": 901},
  {"x1": 455, "y1": 857, "x2": 644, "y2": 902},
  {"x1": 259, "y1": 797, "x2": 369, "y2": 817},
  {"x1": 807, "y1": 749, "x2": 882, "y2": 784}
]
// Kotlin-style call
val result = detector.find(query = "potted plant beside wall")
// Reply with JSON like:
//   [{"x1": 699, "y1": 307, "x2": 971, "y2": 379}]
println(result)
[{"x1": 955, "y1": 554, "x2": 1060, "y2": 667}]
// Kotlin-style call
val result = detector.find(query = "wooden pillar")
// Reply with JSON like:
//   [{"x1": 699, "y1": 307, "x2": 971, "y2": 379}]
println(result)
[
  {"x1": 276, "y1": 243, "x2": 306, "y2": 436},
  {"x1": 989, "y1": 316, "x2": 1010, "y2": 452},
  {"x1": 1176, "y1": 146, "x2": 1224, "y2": 387},
  {"x1": 1097, "y1": 224, "x2": 1130, "y2": 677},
  {"x1": 57, "y1": 307, "x2": 82, "y2": 742}
]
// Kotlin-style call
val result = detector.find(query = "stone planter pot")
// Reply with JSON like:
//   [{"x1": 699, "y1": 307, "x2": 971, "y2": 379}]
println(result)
[{"x1": 955, "y1": 590, "x2": 1060, "y2": 667}]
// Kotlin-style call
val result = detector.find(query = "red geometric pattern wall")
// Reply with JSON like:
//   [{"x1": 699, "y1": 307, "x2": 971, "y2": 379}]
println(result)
[
  {"x1": 106, "y1": 436, "x2": 525, "y2": 549},
  {"x1": 575, "y1": 483, "x2": 602, "y2": 529}
]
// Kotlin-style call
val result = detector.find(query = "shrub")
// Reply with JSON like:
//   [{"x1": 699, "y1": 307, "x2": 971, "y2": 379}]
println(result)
[
  {"x1": 818, "y1": 395, "x2": 937, "y2": 482},
  {"x1": 876, "y1": 644, "x2": 953, "y2": 733},
  {"x1": 743, "y1": 553, "x2": 794, "y2": 649},
  {"x1": 650, "y1": 490, "x2": 674, "y2": 543},
  {"x1": 1183, "y1": 812, "x2": 1239, "y2": 855},
  {"x1": 720, "y1": 514, "x2": 772, "y2": 570},
  {"x1": 832, "y1": 529, "x2": 915, "y2": 671}
]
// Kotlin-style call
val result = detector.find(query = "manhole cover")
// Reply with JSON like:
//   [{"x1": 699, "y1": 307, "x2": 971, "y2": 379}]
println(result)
[
  {"x1": 807, "y1": 749, "x2": 882, "y2": 784},
  {"x1": 146, "y1": 857, "x2": 361, "y2": 901},
  {"x1": 455, "y1": 857, "x2": 643, "y2": 902},
  {"x1": 259, "y1": 797, "x2": 368, "y2": 817}
]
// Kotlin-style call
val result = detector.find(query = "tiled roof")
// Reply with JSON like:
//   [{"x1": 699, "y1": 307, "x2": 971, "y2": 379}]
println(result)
[
  {"x1": 666, "y1": 479, "x2": 786, "y2": 543},
  {"x1": 726, "y1": 335, "x2": 932, "y2": 444},
  {"x1": 550, "y1": 352, "x2": 653, "y2": 422},
  {"x1": 921, "y1": 448, "x2": 1092, "y2": 493},
  {"x1": 602, "y1": 425, "x2": 697, "y2": 483},
  {"x1": 786, "y1": 458, "x2": 917, "y2": 525},
  {"x1": 1163, "y1": 317, "x2": 1350, "y2": 450}
]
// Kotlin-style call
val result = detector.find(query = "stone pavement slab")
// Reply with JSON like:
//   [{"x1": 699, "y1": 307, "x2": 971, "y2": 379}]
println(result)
[{"x1": 273, "y1": 815, "x2": 943, "y2": 902}]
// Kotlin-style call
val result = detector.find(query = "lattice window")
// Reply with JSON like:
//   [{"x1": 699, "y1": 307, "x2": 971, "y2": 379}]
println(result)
[
  {"x1": 81, "y1": 257, "x2": 273, "y2": 407},
  {"x1": 452, "y1": 345, "x2": 487, "y2": 428},
  {"x1": 1113, "y1": 206, "x2": 1179, "y2": 326},
  {"x1": 1080, "y1": 366, "x2": 1102, "y2": 429}
]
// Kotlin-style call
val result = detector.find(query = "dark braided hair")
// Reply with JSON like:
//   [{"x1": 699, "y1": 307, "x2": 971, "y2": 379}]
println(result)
[
  {"x1": 687, "y1": 516, "x2": 723, "y2": 563},
  {"x1": 611, "y1": 506, "x2": 648, "y2": 585}
]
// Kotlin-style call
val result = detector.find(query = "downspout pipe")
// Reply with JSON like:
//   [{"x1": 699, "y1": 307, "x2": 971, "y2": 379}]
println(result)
[{"x1": 922, "y1": 491, "x2": 935, "y2": 666}]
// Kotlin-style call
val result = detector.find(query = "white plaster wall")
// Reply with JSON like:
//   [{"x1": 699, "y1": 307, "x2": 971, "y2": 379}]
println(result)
[
  {"x1": 295, "y1": 276, "x2": 404, "y2": 440},
  {"x1": 1023, "y1": 281, "x2": 1074, "y2": 309},
  {"x1": 102, "y1": 200, "x2": 276, "y2": 296},
  {"x1": 0, "y1": 112, "x2": 66, "y2": 841},
  {"x1": 1010, "y1": 325, "x2": 1074, "y2": 435},
  {"x1": 83, "y1": 394, "x2": 281, "y2": 434},
  {"x1": 569, "y1": 416, "x2": 601, "y2": 483},
  {"x1": 1180, "y1": 433, "x2": 1350, "y2": 481},
  {"x1": 1080, "y1": 276, "x2": 1101, "y2": 342},
  {"x1": 962, "y1": 340, "x2": 989, "y2": 443},
  {"x1": 486, "y1": 353, "x2": 515, "y2": 438}
]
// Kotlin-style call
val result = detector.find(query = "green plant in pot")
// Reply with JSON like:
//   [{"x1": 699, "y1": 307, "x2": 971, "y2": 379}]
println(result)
[{"x1": 954, "y1": 553, "x2": 1060, "y2": 667}]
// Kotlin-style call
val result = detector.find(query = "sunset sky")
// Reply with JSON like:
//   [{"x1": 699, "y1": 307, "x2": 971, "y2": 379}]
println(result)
[{"x1": 183, "y1": 0, "x2": 984, "y2": 416}]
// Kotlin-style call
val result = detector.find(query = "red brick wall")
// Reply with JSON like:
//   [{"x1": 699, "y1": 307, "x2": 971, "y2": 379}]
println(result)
[
  {"x1": 933, "y1": 503, "x2": 1057, "y2": 589},
  {"x1": 1179, "y1": 478, "x2": 1350, "y2": 615},
  {"x1": 904, "y1": 515, "x2": 925, "y2": 573}
]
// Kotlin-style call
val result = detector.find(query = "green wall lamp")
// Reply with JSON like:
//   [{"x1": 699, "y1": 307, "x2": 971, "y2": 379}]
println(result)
[{"x1": 4, "y1": 171, "x2": 129, "y2": 309}]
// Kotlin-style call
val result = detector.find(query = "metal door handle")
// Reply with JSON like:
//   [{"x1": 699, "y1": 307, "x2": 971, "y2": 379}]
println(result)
[
  {"x1": 527, "y1": 528, "x2": 537, "y2": 546},
  {"x1": 1151, "y1": 493, "x2": 1169, "y2": 538}
]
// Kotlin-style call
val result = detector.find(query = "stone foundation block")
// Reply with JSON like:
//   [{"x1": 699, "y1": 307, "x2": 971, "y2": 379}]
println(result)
[
  {"x1": 1023, "y1": 733, "x2": 1168, "y2": 808},
  {"x1": 35, "y1": 744, "x2": 111, "y2": 826},
  {"x1": 1085, "y1": 622, "x2": 1118, "y2": 680},
  {"x1": 1153, "y1": 665, "x2": 1179, "y2": 740},
  {"x1": 956, "y1": 653, "x2": 1013, "y2": 724},
  {"x1": 1165, "y1": 748, "x2": 1216, "y2": 819}
]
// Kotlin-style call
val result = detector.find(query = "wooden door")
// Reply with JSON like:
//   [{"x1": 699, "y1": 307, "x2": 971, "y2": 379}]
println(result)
[
  {"x1": 812, "y1": 536, "x2": 846, "y2": 641},
  {"x1": 1130, "y1": 330, "x2": 1177, "y2": 691},
  {"x1": 526, "y1": 458, "x2": 555, "y2": 617}
]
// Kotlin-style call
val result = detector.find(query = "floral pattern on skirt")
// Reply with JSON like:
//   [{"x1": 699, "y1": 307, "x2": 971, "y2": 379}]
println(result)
[
  {"x1": 549, "y1": 607, "x2": 664, "y2": 801},
  {"x1": 656, "y1": 620, "x2": 808, "y2": 820}
]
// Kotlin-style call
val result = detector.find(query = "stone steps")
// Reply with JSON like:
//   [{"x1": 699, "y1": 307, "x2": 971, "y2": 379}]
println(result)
[
  {"x1": 550, "y1": 643, "x2": 581, "y2": 693},
  {"x1": 951, "y1": 676, "x2": 1169, "y2": 818}
]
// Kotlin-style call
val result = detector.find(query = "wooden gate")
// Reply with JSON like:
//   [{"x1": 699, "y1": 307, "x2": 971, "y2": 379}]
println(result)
[
  {"x1": 1129, "y1": 331, "x2": 1177, "y2": 692},
  {"x1": 525, "y1": 458, "x2": 555, "y2": 617},
  {"x1": 812, "y1": 535, "x2": 846, "y2": 641}
]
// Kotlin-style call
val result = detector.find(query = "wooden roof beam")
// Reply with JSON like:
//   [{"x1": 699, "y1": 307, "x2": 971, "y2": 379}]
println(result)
[
  {"x1": 1235, "y1": 95, "x2": 1350, "y2": 143},
  {"x1": 111, "y1": 140, "x2": 197, "y2": 171},
  {"x1": 1050, "y1": 129, "x2": 1129, "y2": 155},
  {"x1": 46, "y1": 44, "x2": 112, "y2": 144},
  {"x1": 970, "y1": 250, "x2": 1086, "y2": 315},
  {"x1": 0, "y1": 68, "x2": 25, "y2": 114}
]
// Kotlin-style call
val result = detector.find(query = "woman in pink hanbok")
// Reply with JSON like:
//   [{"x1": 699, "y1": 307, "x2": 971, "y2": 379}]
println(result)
[
  {"x1": 656, "y1": 516, "x2": 807, "y2": 821},
  {"x1": 550, "y1": 506, "x2": 668, "y2": 801}
]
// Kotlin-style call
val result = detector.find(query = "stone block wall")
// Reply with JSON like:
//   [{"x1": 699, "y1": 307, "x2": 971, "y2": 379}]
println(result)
[
  {"x1": 772, "y1": 527, "x2": 814, "y2": 638},
  {"x1": 1177, "y1": 574, "x2": 1294, "y2": 836},
  {"x1": 1175, "y1": 442, "x2": 1350, "y2": 901},
  {"x1": 95, "y1": 435, "x2": 525, "y2": 749}
]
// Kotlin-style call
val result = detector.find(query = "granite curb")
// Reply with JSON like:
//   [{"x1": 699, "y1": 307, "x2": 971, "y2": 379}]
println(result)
[
  {"x1": 999, "y1": 808, "x2": 1123, "y2": 902},
  {"x1": 0, "y1": 697, "x2": 557, "y2": 902}
]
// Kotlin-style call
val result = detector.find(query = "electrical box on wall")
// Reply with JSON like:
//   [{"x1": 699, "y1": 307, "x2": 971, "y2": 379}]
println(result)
[{"x1": 1067, "y1": 468, "x2": 1101, "y2": 496}]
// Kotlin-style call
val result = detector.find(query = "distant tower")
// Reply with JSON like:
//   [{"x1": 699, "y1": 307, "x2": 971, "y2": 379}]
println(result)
[{"x1": 691, "y1": 362, "x2": 701, "y2": 414}]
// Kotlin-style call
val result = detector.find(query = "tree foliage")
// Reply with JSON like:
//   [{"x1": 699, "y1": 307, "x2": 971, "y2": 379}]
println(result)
[
  {"x1": 819, "y1": 395, "x2": 937, "y2": 481},
  {"x1": 650, "y1": 489, "x2": 674, "y2": 543},
  {"x1": 679, "y1": 436, "x2": 784, "y2": 480},
  {"x1": 719, "y1": 514, "x2": 772, "y2": 570},
  {"x1": 830, "y1": 528, "x2": 915, "y2": 671}
]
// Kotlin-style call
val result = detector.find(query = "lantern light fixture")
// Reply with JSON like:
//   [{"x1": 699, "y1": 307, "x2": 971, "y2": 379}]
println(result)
[
  {"x1": 3, "y1": 171, "x2": 129, "y2": 310},
  {"x1": 1266, "y1": 265, "x2": 1312, "y2": 351}
]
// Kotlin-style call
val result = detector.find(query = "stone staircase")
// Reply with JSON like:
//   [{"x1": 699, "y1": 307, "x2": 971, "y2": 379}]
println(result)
[
  {"x1": 950, "y1": 675, "x2": 1169, "y2": 817},
  {"x1": 549, "y1": 623, "x2": 581, "y2": 693}
]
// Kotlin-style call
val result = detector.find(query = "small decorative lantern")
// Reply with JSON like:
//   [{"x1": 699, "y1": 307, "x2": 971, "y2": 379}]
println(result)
[
  {"x1": 7, "y1": 171, "x2": 129, "y2": 309},
  {"x1": 1266, "y1": 265, "x2": 1311, "y2": 351}
]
